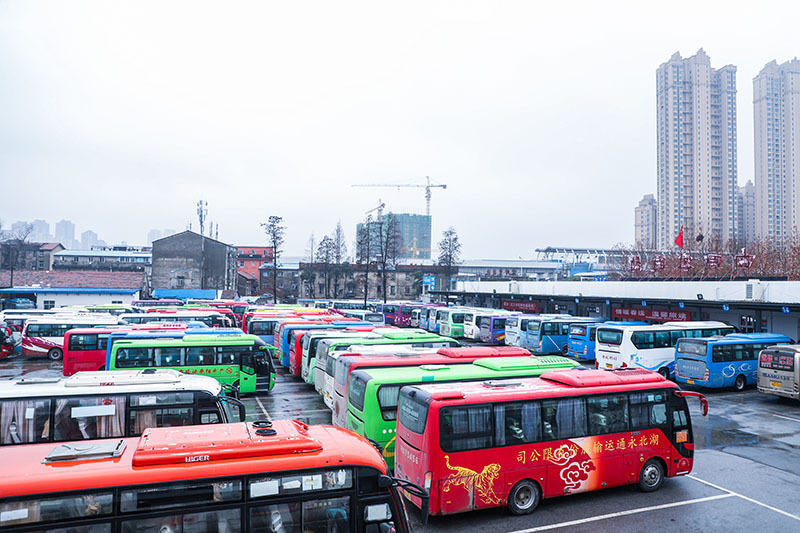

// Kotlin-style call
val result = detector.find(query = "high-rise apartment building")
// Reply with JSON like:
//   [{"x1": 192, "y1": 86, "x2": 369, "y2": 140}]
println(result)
[
  {"x1": 81, "y1": 230, "x2": 99, "y2": 250},
  {"x1": 29, "y1": 220, "x2": 51, "y2": 243},
  {"x1": 634, "y1": 194, "x2": 657, "y2": 248},
  {"x1": 753, "y1": 58, "x2": 800, "y2": 240},
  {"x1": 55, "y1": 220, "x2": 76, "y2": 248},
  {"x1": 736, "y1": 180, "x2": 757, "y2": 245},
  {"x1": 147, "y1": 229, "x2": 162, "y2": 244},
  {"x1": 656, "y1": 50, "x2": 738, "y2": 249}
]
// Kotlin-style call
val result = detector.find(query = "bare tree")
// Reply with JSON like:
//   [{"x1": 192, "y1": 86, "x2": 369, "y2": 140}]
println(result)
[
  {"x1": 437, "y1": 227, "x2": 462, "y2": 304},
  {"x1": 300, "y1": 233, "x2": 317, "y2": 298},
  {"x1": 2, "y1": 223, "x2": 34, "y2": 288},
  {"x1": 260, "y1": 216, "x2": 285, "y2": 303},
  {"x1": 376, "y1": 214, "x2": 401, "y2": 303},
  {"x1": 331, "y1": 221, "x2": 348, "y2": 298},
  {"x1": 355, "y1": 216, "x2": 375, "y2": 307},
  {"x1": 316, "y1": 235, "x2": 335, "y2": 298}
]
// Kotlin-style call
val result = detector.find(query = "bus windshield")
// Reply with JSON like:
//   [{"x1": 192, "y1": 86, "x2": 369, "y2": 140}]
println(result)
[{"x1": 597, "y1": 329, "x2": 623, "y2": 345}]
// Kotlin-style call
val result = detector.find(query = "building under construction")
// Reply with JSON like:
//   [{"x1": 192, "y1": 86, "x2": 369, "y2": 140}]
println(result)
[{"x1": 356, "y1": 213, "x2": 432, "y2": 260}]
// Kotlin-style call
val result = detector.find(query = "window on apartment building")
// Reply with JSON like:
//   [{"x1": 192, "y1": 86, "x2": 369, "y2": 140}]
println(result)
[
  {"x1": 72, "y1": 256, "x2": 79, "y2": 262},
  {"x1": 43, "y1": 300, "x2": 55, "y2": 310},
  {"x1": 177, "y1": 276, "x2": 185, "y2": 288},
  {"x1": 38, "y1": 261, "x2": 44, "y2": 269},
  {"x1": 240, "y1": 261, "x2": 244, "y2": 267},
  {"x1": 390, "y1": 286, "x2": 396, "y2": 296}
]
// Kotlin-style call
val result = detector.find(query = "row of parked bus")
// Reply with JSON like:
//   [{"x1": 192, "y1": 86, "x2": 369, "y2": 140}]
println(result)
[
  {"x1": 0, "y1": 301, "x2": 427, "y2": 532},
  {"x1": 242, "y1": 303, "x2": 723, "y2": 519}
]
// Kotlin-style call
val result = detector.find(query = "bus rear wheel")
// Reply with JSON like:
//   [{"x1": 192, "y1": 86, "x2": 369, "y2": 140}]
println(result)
[
  {"x1": 638, "y1": 459, "x2": 664, "y2": 492},
  {"x1": 734, "y1": 375, "x2": 746, "y2": 391},
  {"x1": 507, "y1": 479, "x2": 541, "y2": 515},
  {"x1": 48, "y1": 348, "x2": 63, "y2": 361},
  {"x1": 561, "y1": 345, "x2": 569, "y2": 356},
  {"x1": 657, "y1": 367, "x2": 670, "y2": 379}
]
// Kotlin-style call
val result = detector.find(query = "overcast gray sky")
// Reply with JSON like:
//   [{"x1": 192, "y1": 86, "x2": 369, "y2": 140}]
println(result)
[{"x1": 1, "y1": 1, "x2": 798, "y2": 258}]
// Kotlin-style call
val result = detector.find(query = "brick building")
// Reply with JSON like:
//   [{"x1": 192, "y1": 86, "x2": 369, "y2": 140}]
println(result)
[{"x1": 151, "y1": 231, "x2": 237, "y2": 292}]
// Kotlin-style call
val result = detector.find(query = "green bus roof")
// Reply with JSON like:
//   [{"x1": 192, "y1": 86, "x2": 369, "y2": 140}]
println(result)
[
  {"x1": 326, "y1": 335, "x2": 458, "y2": 350},
  {"x1": 353, "y1": 356, "x2": 579, "y2": 385}
]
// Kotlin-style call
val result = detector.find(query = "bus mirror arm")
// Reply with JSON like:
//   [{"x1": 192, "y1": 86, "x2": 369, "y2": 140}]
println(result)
[
  {"x1": 224, "y1": 396, "x2": 247, "y2": 422},
  {"x1": 379, "y1": 475, "x2": 430, "y2": 527},
  {"x1": 675, "y1": 390, "x2": 708, "y2": 416}
]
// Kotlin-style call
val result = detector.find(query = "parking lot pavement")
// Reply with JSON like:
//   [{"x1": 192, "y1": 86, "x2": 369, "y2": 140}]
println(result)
[{"x1": 405, "y1": 449, "x2": 800, "y2": 532}]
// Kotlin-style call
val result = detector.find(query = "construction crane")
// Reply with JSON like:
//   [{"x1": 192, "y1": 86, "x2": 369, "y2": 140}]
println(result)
[
  {"x1": 352, "y1": 176, "x2": 446, "y2": 216},
  {"x1": 365, "y1": 199, "x2": 385, "y2": 220}
]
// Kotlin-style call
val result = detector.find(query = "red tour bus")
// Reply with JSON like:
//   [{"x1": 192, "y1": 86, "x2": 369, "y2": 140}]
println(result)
[
  {"x1": 395, "y1": 368, "x2": 707, "y2": 517},
  {"x1": 62, "y1": 323, "x2": 191, "y2": 376},
  {"x1": 0, "y1": 420, "x2": 425, "y2": 532},
  {"x1": 331, "y1": 346, "x2": 531, "y2": 427}
]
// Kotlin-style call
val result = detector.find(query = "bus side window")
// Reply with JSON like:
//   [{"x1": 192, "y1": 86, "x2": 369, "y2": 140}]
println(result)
[
  {"x1": 186, "y1": 347, "x2": 215, "y2": 366},
  {"x1": 629, "y1": 392, "x2": 667, "y2": 429},
  {"x1": 0, "y1": 399, "x2": 51, "y2": 444},
  {"x1": 654, "y1": 331, "x2": 671, "y2": 348},
  {"x1": 542, "y1": 398, "x2": 587, "y2": 440},
  {"x1": 670, "y1": 330, "x2": 686, "y2": 344},
  {"x1": 494, "y1": 401, "x2": 541, "y2": 446},
  {"x1": 589, "y1": 329, "x2": 597, "y2": 341},
  {"x1": 117, "y1": 348, "x2": 154, "y2": 368}
]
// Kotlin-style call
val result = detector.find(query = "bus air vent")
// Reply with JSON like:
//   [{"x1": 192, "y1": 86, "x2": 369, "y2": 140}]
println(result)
[
  {"x1": 44, "y1": 440, "x2": 127, "y2": 463},
  {"x1": 420, "y1": 364, "x2": 449, "y2": 371},
  {"x1": 17, "y1": 377, "x2": 61, "y2": 385},
  {"x1": 483, "y1": 380, "x2": 522, "y2": 388},
  {"x1": 429, "y1": 390, "x2": 466, "y2": 400},
  {"x1": 132, "y1": 421, "x2": 322, "y2": 466}
]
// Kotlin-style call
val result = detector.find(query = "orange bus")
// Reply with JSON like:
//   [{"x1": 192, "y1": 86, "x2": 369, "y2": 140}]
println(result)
[
  {"x1": 395, "y1": 368, "x2": 707, "y2": 517},
  {"x1": 0, "y1": 420, "x2": 426, "y2": 532}
]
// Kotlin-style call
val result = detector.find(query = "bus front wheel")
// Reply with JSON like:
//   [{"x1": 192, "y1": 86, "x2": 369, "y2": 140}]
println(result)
[
  {"x1": 734, "y1": 375, "x2": 746, "y2": 391},
  {"x1": 638, "y1": 459, "x2": 664, "y2": 492},
  {"x1": 657, "y1": 367, "x2": 670, "y2": 379},
  {"x1": 560, "y1": 345, "x2": 569, "y2": 356},
  {"x1": 48, "y1": 348, "x2": 63, "y2": 361},
  {"x1": 507, "y1": 479, "x2": 541, "y2": 515}
]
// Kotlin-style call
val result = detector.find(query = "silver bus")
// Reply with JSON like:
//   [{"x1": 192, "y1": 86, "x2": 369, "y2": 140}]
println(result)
[{"x1": 757, "y1": 345, "x2": 800, "y2": 400}]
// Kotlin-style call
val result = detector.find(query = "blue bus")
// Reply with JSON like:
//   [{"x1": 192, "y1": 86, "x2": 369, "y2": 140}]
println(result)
[
  {"x1": 526, "y1": 317, "x2": 601, "y2": 355},
  {"x1": 276, "y1": 321, "x2": 371, "y2": 367},
  {"x1": 567, "y1": 321, "x2": 646, "y2": 361},
  {"x1": 675, "y1": 332, "x2": 792, "y2": 391}
]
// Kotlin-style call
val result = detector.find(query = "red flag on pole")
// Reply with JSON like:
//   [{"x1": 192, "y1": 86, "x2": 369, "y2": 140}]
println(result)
[{"x1": 674, "y1": 226, "x2": 684, "y2": 249}]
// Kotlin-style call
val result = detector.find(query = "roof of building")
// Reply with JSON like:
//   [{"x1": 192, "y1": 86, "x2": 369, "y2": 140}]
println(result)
[
  {"x1": 0, "y1": 270, "x2": 145, "y2": 289},
  {"x1": 237, "y1": 270, "x2": 257, "y2": 280},
  {"x1": 54, "y1": 250, "x2": 152, "y2": 258},
  {"x1": 0, "y1": 287, "x2": 139, "y2": 295},
  {"x1": 38, "y1": 243, "x2": 64, "y2": 251},
  {"x1": 152, "y1": 230, "x2": 233, "y2": 248}
]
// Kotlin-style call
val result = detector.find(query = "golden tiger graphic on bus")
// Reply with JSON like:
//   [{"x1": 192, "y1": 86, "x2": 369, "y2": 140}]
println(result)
[{"x1": 441, "y1": 455, "x2": 503, "y2": 506}]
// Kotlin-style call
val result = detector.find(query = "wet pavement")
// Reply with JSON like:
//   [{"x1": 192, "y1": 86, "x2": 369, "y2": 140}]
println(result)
[{"x1": 2, "y1": 353, "x2": 799, "y2": 532}]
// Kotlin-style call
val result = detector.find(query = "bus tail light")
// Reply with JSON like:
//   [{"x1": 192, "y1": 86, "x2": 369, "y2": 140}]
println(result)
[
  {"x1": 620, "y1": 362, "x2": 628, "y2": 368},
  {"x1": 595, "y1": 361, "x2": 599, "y2": 369},
  {"x1": 423, "y1": 471, "x2": 432, "y2": 491},
  {"x1": 703, "y1": 369, "x2": 709, "y2": 381}
]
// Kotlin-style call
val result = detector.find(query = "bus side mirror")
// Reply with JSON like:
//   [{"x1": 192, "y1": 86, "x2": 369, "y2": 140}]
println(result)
[
  {"x1": 675, "y1": 390, "x2": 708, "y2": 416},
  {"x1": 377, "y1": 475, "x2": 393, "y2": 489}
]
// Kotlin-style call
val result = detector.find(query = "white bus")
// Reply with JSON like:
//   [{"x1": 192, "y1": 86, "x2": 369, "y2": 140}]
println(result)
[
  {"x1": 464, "y1": 311, "x2": 493, "y2": 340},
  {"x1": 21, "y1": 315, "x2": 122, "y2": 360},
  {"x1": 595, "y1": 321, "x2": 735, "y2": 378},
  {"x1": 119, "y1": 311, "x2": 232, "y2": 328},
  {"x1": 340, "y1": 309, "x2": 386, "y2": 325},
  {"x1": 757, "y1": 345, "x2": 800, "y2": 400},
  {"x1": 0, "y1": 369, "x2": 245, "y2": 446}
]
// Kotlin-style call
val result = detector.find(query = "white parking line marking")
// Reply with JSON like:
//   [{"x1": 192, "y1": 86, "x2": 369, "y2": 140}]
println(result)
[
  {"x1": 254, "y1": 396, "x2": 269, "y2": 418},
  {"x1": 772, "y1": 413, "x2": 800, "y2": 424},
  {"x1": 508, "y1": 494, "x2": 734, "y2": 532},
  {"x1": 687, "y1": 475, "x2": 800, "y2": 522}
]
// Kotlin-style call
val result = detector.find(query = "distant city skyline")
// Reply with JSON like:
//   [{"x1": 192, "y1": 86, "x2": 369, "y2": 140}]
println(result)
[{"x1": 4, "y1": 3, "x2": 800, "y2": 257}]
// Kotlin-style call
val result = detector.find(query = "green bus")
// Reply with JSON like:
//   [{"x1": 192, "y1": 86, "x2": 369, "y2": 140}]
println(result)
[
  {"x1": 107, "y1": 334, "x2": 276, "y2": 394},
  {"x1": 437, "y1": 307, "x2": 475, "y2": 338},
  {"x1": 347, "y1": 356, "x2": 580, "y2": 469},
  {"x1": 315, "y1": 331, "x2": 461, "y2": 395},
  {"x1": 301, "y1": 330, "x2": 385, "y2": 386}
]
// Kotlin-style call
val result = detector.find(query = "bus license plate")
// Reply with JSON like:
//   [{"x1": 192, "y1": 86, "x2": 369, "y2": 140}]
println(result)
[
  {"x1": 687, "y1": 380, "x2": 694, "y2": 384},
  {"x1": 771, "y1": 381, "x2": 782, "y2": 388},
  {"x1": 605, "y1": 363, "x2": 612, "y2": 369}
]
